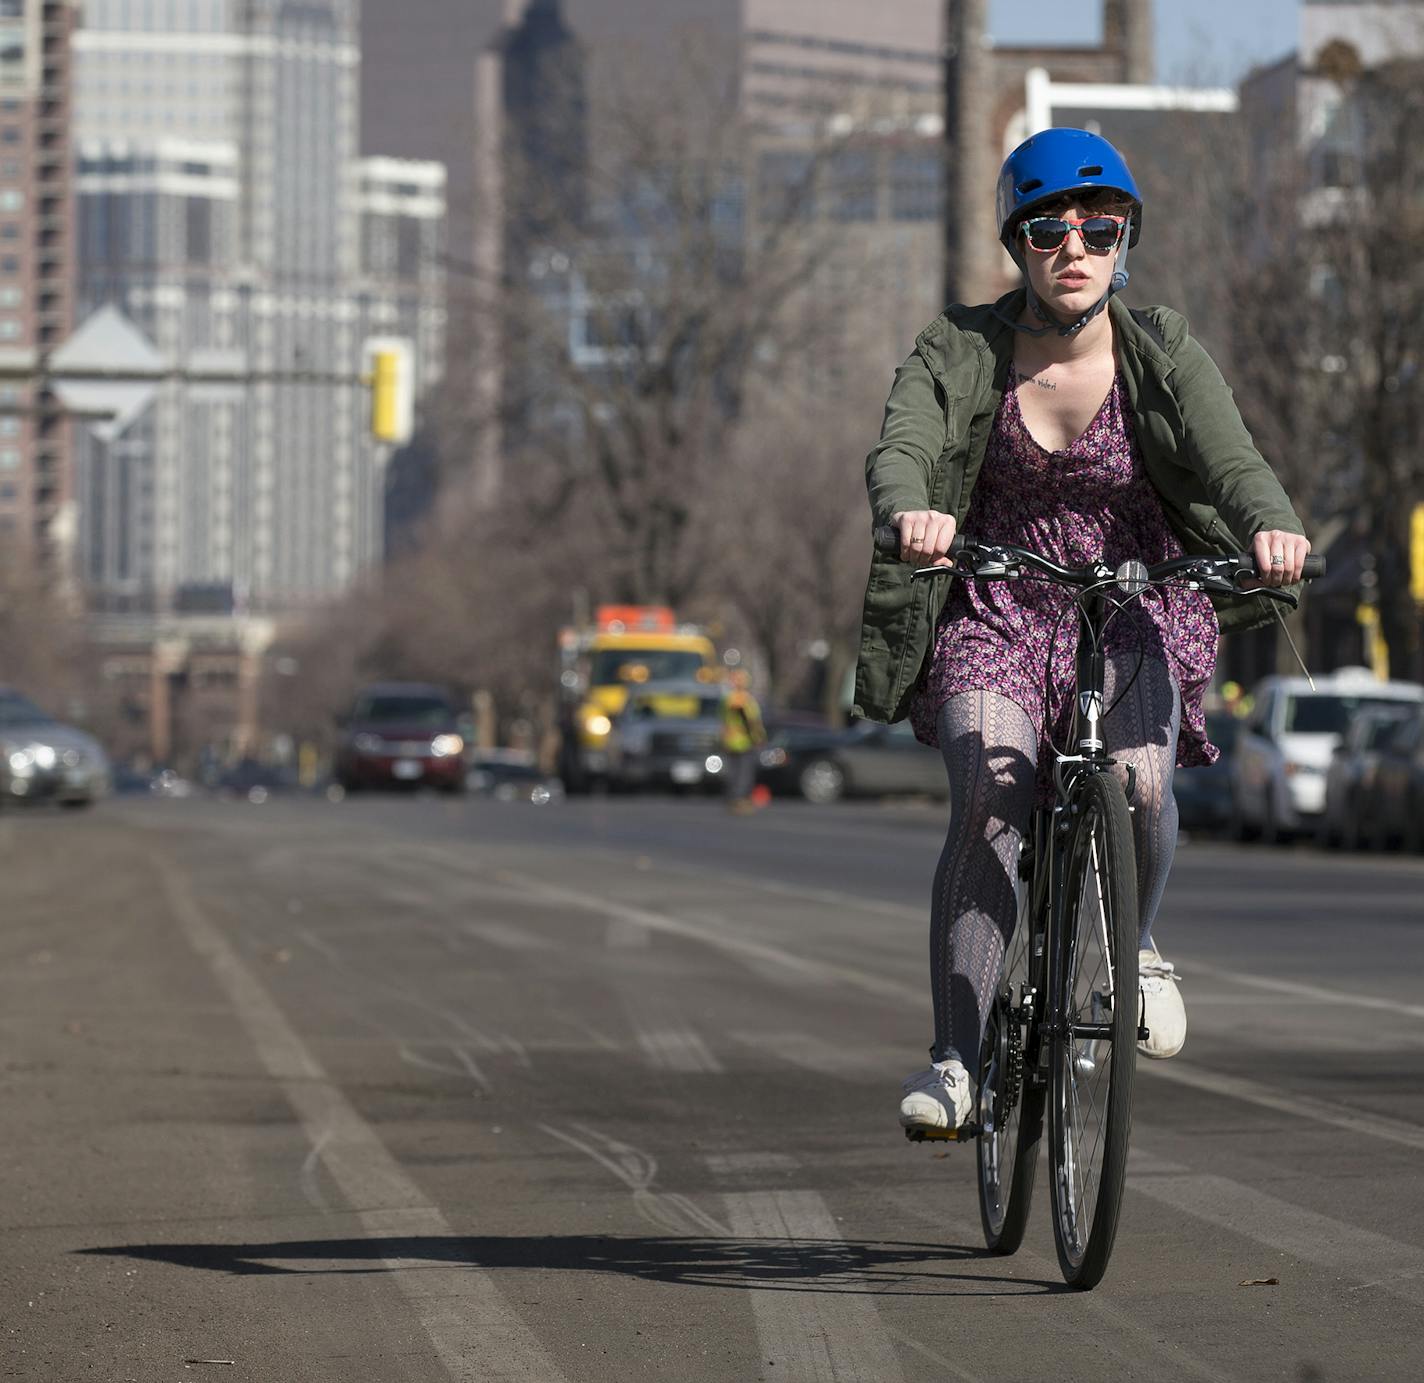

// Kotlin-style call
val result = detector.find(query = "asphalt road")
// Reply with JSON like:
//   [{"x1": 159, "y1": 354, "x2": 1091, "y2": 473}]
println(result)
[{"x1": 2, "y1": 791, "x2": 1422, "y2": 1382}]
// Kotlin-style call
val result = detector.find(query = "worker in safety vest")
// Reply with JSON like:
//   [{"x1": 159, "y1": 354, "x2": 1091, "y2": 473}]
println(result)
[{"x1": 721, "y1": 669, "x2": 766, "y2": 812}]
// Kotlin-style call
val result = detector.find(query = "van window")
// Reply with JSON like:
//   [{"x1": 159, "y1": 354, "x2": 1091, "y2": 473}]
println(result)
[
  {"x1": 352, "y1": 694, "x2": 453, "y2": 727},
  {"x1": 1283, "y1": 694, "x2": 1412, "y2": 736}
]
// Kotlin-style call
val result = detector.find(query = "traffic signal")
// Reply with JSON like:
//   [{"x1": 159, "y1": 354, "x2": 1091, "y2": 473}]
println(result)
[
  {"x1": 364, "y1": 337, "x2": 413, "y2": 445},
  {"x1": 1412, "y1": 503, "x2": 1424, "y2": 604}
]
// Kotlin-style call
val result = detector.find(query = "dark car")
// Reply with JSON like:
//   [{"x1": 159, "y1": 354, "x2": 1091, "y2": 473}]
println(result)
[
  {"x1": 1362, "y1": 705, "x2": 1424, "y2": 851},
  {"x1": 758, "y1": 718, "x2": 945, "y2": 803},
  {"x1": 334, "y1": 682, "x2": 469, "y2": 793},
  {"x1": 604, "y1": 680, "x2": 727, "y2": 792},
  {"x1": 1173, "y1": 712, "x2": 1240, "y2": 833},
  {"x1": 1318, "y1": 704, "x2": 1416, "y2": 850},
  {"x1": 212, "y1": 757, "x2": 298, "y2": 803},
  {"x1": 467, "y1": 751, "x2": 563, "y2": 805}
]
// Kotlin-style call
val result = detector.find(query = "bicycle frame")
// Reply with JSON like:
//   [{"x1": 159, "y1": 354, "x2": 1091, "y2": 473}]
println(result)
[{"x1": 1019, "y1": 572, "x2": 1129, "y2": 1103}]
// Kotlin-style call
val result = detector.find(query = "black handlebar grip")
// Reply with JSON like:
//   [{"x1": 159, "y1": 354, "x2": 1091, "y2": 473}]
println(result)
[
  {"x1": 872, "y1": 525, "x2": 966, "y2": 558},
  {"x1": 1238, "y1": 553, "x2": 1326, "y2": 579}
]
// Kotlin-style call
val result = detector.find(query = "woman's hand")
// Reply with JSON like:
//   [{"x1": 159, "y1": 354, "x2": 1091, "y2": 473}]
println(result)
[
  {"x1": 893, "y1": 510, "x2": 957, "y2": 566},
  {"x1": 1252, "y1": 530, "x2": 1311, "y2": 588}
]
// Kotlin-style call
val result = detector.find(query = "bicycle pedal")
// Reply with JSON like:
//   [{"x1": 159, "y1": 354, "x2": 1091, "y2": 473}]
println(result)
[{"x1": 904, "y1": 1123, "x2": 980, "y2": 1143}]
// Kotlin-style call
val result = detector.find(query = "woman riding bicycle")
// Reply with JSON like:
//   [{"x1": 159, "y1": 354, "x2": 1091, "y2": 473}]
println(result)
[{"x1": 852, "y1": 129, "x2": 1312, "y2": 1135}]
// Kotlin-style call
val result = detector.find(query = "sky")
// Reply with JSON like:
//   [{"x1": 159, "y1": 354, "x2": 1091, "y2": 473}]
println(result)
[{"x1": 988, "y1": 0, "x2": 1301, "y2": 86}]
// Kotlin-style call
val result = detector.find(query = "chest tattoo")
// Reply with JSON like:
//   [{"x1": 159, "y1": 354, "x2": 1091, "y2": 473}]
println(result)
[{"x1": 1017, "y1": 370, "x2": 1057, "y2": 392}]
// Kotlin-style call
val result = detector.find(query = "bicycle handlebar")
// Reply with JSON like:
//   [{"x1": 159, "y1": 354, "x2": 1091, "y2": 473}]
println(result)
[{"x1": 870, "y1": 526, "x2": 1325, "y2": 585}]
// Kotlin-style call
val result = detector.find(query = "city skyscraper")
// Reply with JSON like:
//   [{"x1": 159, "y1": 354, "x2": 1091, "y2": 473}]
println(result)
[
  {"x1": 0, "y1": 0, "x2": 77, "y2": 574},
  {"x1": 71, "y1": 0, "x2": 445, "y2": 614}
]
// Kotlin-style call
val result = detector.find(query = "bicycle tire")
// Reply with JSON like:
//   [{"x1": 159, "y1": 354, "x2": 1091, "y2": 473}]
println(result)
[
  {"x1": 976, "y1": 857, "x2": 1047, "y2": 1254},
  {"x1": 1048, "y1": 772, "x2": 1138, "y2": 1289}
]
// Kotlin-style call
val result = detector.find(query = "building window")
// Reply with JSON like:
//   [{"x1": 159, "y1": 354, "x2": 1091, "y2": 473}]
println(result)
[
  {"x1": 0, "y1": 285, "x2": 17, "y2": 305},
  {"x1": 0, "y1": 484, "x2": 15, "y2": 500},
  {"x1": 890, "y1": 151, "x2": 942, "y2": 222},
  {"x1": 0, "y1": 318, "x2": 18, "y2": 338},
  {"x1": 757, "y1": 151, "x2": 816, "y2": 224},
  {"x1": 0, "y1": 416, "x2": 17, "y2": 436},
  {"x1": 827, "y1": 149, "x2": 878, "y2": 223},
  {"x1": 0, "y1": 224, "x2": 18, "y2": 240},
  {"x1": 0, "y1": 189, "x2": 20, "y2": 211},
  {"x1": 0, "y1": 255, "x2": 16, "y2": 272},
  {"x1": 0, "y1": 448, "x2": 19, "y2": 468},
  {"x1": 0, "y1": 129, "x2": 18, "y2": 144}
]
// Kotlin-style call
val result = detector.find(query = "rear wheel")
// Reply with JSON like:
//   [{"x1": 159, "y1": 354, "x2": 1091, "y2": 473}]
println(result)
[
  {"x1": 976, "y1": 838, "x2": 1046, "y2": 1255},
  {"x1": 1048, "y1": 773, "x2": 1138, "y2": 1290}
]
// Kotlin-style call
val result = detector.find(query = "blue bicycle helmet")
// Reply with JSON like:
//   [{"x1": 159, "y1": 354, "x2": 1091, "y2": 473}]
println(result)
[
  {"x1": 997, "y1": 128, "x2": 1142, "y2": 248},
  {"x1": 994, "y1": 128, "x2": 1143, "y2": 337}
]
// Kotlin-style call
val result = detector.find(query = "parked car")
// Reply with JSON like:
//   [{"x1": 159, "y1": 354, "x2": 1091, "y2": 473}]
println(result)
[
  {"x1": 212, "y1": 757, "x2": 298, "y2": 804},
  {"x1": 605, "y1": 680, "x2": 726, "y2": 792},
  {"x1": 1318, "y1": 704, "x2": 1416, "y2": 850},
  {"x1": 1229, "y1": 669, "x2": 1424, "y2": 842},
  {"x1": 334, "y1": 682, "x2": 470, "y2": 793},
  {"x1": 1362, "y1": 705, "x2": 1424, "y2": 852},
  {"x1": 1173, "y1": 712, "x2": 1241, "y2": 833},
  {"x1": 0, "y1": 688, "x2": 110, "y2": 809},
  {"x1": 758, "y1": 718, "x2": 946, "y2": 803},
  {"x1": 467, "y1": 751, "x2": 563, "y2": 805}
]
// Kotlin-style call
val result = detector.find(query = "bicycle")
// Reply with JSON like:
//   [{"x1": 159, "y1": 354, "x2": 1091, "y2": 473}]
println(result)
[{"x1": 873, "y1": 528, "x2": 1324, "y2": 1289}]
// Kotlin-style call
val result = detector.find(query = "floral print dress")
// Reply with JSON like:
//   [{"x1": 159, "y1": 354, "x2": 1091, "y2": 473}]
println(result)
[{"x1": 909, "y1": 370, "x2": 1220, "y2": 790}]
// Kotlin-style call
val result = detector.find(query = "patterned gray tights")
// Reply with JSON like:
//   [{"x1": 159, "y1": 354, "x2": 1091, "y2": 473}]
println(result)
[{"x1": 929, "y1": 657, "x2": 1182, "y2": 1079}]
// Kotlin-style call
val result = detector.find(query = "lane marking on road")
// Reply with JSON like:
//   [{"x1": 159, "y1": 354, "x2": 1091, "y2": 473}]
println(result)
[
  {"x1": 705, "y1": 1152, "x2": 801, "y2": 1176},
  {"x1": 1142, "y1": 1059, "x2": 1424, "y2": 1153},
  {"x1": 882, "y1": 1326, "x2": 986, "y2": 1383},
  {"x1": 460, "y1": 919, "x2": 555, "y2": 952},
  {"x1": 1127, "y1": 1171, "x2": 1424, "y2": 1306},
  {"x1": 722, "y1": 1189, "x2": 906, "y2": 1383},
  {"x1": 154, "y1": 852, "x2": 572, "y2": 1383},
  {"x1": 494, "y1": 869, "x2": 927, "y2": 1007},
  {"x1": 537, "y1": 1121, "x2": 729, "y2": 1238},
  {"x1": 604, "y1": 915, "x2": 651, "y2": 948},
  {"x1": 1185, "y1": 960, "x2": 1424, "y2": 1021},
  {"x1": 634, "y1": 1022, "x2": 725, "y2": 1074}
]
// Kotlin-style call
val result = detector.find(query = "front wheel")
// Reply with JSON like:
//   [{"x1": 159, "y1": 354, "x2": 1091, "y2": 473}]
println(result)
[
  {"x1": 1048, "y1": 772, "x2": 1138, "y2": 1290},
  {"x1": 977, "y1": 840, "x2": 1046, "y2": 1255}
]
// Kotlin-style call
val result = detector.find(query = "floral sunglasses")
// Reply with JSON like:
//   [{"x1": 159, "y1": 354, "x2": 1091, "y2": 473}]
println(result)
[{"x1": 1019, "y1": 214, "x2": 1128, "y2": 255}]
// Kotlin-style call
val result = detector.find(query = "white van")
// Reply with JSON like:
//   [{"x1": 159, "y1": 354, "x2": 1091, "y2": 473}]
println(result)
[{"x1": 1229, "y1": 668, "x2": 1424, "y2": 842}]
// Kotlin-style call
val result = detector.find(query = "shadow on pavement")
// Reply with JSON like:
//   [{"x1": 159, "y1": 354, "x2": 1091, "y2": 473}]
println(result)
[{"x1": 77, "y1": 1233, "x2": 1061, "y2": 1295}]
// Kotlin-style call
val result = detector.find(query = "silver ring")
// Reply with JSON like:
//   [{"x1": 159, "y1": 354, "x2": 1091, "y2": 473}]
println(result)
[{"x1": 1270, "y1": 554, "x2": 1285, "y2": 566}]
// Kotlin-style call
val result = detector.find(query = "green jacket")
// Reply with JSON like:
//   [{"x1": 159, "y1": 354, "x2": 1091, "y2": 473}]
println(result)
[{"x1": 853, "y1": 290, "x2": 1305, "y2": 725}]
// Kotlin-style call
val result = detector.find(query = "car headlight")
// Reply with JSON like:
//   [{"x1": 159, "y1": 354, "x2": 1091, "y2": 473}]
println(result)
[
  {"x1": 431, "y1": 734, "x2": 464, "y2": 757},
  {"x1": 352, "y1": 733, "x2": 383, "y2": 753},
  {"x1": 585, "y1": 713, "x2": 612, "y2": 737},
  {"x1": 759, "y1": 747, "x2": 787, "y2": 768},
  {"x1": 32, "y1": 744, "x2": 57, "y2": 770},
  {"x1": 9, "y1": 748, "x2": 34, "y2": 774}
]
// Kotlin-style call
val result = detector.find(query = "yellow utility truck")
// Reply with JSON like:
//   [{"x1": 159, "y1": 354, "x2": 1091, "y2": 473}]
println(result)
[{"x1": 557, "y1": 605, "x2": 718, "y2": 792}]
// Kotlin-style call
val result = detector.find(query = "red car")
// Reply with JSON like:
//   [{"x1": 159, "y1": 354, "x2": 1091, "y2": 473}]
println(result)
[{"x1": 335, "y1": 682, "x2": 469, "y2": 792}]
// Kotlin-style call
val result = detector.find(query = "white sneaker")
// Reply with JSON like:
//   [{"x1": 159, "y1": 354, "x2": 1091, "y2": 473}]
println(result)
[
  {"x1": 1138, "y1": 945, "x2": 1185, "y2": 1059},
  {"x1": 899, "y1": 1059, "x2": 975, "y2": 1131}
]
